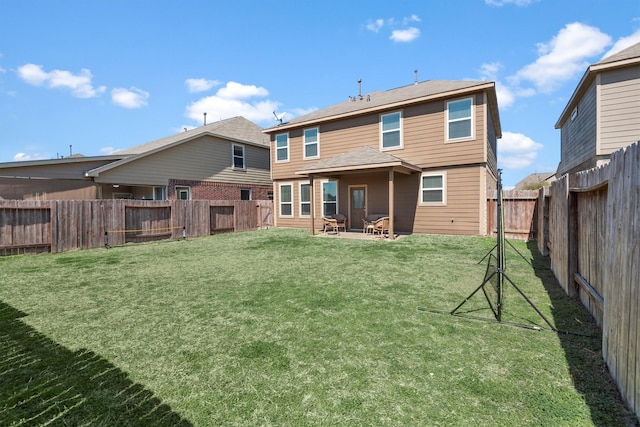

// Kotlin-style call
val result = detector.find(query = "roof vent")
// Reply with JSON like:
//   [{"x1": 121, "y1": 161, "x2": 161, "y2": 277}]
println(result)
[
  {"x1": 414, "y1": 69, "x2": 418, "y2": 85},
  {"x1": 357, "y1": 78, "x2": 363, "y2": 100}
]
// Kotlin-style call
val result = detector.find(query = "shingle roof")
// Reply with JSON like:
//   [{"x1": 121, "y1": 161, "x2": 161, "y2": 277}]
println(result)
[
  {"x1": 86, "y1": 116, "x2": 267, "y2": 177},
  {"x1": 295, "y1": 146, "x2": 421, "y2": 175},
  {"x1": 115, "y1": 116, "x2": 267, "y2": 155},
  {"x1": 265, "y1": 80, "x2": 495, "y2": 132},
  {"x1": 596, "y1": 41, "x2": 640, "y2": 66}
]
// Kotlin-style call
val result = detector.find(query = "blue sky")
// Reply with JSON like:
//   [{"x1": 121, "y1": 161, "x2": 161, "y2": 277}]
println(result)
[{"x1": 1, "y1": 0, "x2": 639, "y2": 187}]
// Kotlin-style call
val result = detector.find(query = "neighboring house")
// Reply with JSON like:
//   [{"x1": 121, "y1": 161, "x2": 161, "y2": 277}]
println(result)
[
  {"x1": 0, "y1": 116, "x2": 272, "y2": 201},
  {"x1": 556, "y1": 42, "x2": 640, "y2": 176},
  {"x1": 514, "y1": 172, "x2": 556, "y2": 190},
  {"x1": 263, "y1": 80, "x2": 501, "y2": 237}
]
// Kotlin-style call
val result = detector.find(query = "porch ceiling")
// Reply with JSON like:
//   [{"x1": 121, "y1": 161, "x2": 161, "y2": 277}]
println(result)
[{"x1": 295, "y1": 146, "x2": 421, "y2": 177}]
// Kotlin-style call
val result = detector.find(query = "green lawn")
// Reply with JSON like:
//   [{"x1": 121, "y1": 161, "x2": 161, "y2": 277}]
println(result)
[{"x1": 1, "y1": 229, "x2": 637, "y2": 426}]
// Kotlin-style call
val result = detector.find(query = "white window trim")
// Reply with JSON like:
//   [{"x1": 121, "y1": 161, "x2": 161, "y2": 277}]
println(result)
[
  {"x1": 232, "y1": 143, "x2": 246, "y2": 170},
  {"x1": 275, "y1": 133, "x2": 290, "y2": 163},
  {"x1": 298, "y1": 181, "x2": 311, "y2": 218},
  {"x1": 279, "y1": 182, "x2": 294, "y2": 218},
  {"x1": 321, "y1": 179, "x2": 339, "y2": 217},
  {"x1": 153, "y1": 186, "x2": 167, "y2": 200},
  {"x1": 420, "y1": 172, "x2": 447, "y2": 206},
  {"x1": 380, "y1": 111, "x2": 403, "y2": 151},
  {"x1": 176, "y1": 185, "x2": 191, "y2": 200},
  {"x1": 446, "y1": 97, "x2": 474, "y2": 142},
  {"x1": 303, "y1": 127, "x2": 320, "y2": 160}
]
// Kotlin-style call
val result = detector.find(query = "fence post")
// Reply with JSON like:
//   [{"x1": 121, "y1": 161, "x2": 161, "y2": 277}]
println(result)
[{"x1": 567, "y1": 183, "x2": 578, "y2": 297}]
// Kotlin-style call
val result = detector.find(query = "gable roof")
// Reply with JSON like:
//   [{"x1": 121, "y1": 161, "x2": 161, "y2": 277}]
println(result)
[
  {"x1": 86, "y1": 116, "x2": 267, "y2": 177},
  {"x1": 295, "y1": 146, "x2": 421, "y2": 176},
  {"x1": 115, "y1": 116, "x2": 267, "y2": 155},
  {"x1": 556, "y1": 41, "x2": 640, "y2": 128},
  {"x1": 514, "y1": 172, "x2": 556, "y2": 190},
  {"x1": 264, "y1": 80, "x2": 501, "y2": 137}
]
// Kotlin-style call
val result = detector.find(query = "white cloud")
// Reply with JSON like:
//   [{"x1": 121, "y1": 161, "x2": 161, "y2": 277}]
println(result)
[
  {"x1": 217, "y1": 81, "x2": 268, "y2": 99},
  {"x1": 390, "y1": 27, "x2": 420, "y2": 43},
  {"x1": 111, "y1": 87, "x2": 149, "y2": 109},
  {"x1": 13, "y1": 152, "x2": 47, "y2": 161},
  {"x1": 99, "y1": 146, "x2": 122, "y2": 155},
  {"x1": 498, "y1": 131, "x2": 544, "y2": 169},
  {"x1": 485, "y1": 0, "x2": 538, "y2": 6},
  {"x1": 185, "y1": 81, "x2": 279, "y2": 124},
  {"x1": 601, "y1": 29, "x2": 640, "y2": 59},
  {"x1": 511, "y1": 22, "x2": 611, "y2": 93},
  {"x1": 185, "y1": 78, "x2": 221, "y2": 93},
  {"x1": 366, "y1": 19, "x2": 385, "y2": 33},
  {"x1": 17, "y1": 63, "x2": 106, "y2": 98},
  {"x1": 403, "y1": 14, "x2": 421, "y2": 25}
]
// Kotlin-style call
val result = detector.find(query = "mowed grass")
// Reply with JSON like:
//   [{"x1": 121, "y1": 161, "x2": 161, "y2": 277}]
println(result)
[{"x1": 1, "y1": 228, "x2": 637, "y2": 426}]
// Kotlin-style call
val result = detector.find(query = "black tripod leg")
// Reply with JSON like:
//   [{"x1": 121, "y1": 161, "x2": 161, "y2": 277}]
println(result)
[
  {"x1": 450, "y1": 271, "x2": 497, "y2": 315},
  {"x1": 503, "y1": 273, "x2": 557, "y2": 331}
]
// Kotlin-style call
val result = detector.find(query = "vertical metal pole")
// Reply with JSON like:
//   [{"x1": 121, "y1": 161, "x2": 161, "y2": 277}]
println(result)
[{"x1": 497, "y1": 169, "x2": 504, "y2": 321}]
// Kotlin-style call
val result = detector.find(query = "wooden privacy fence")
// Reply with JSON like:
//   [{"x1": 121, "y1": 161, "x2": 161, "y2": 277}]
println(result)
[
  {"x1": 0, "y1": 199, "x2": 273, "y2": 255},
  {"x1": 487, "y1": 190, "x2": 539, "y2": 241},
  {"x1": 548, "y1": 141, "x2": 640, "y2": 417}
]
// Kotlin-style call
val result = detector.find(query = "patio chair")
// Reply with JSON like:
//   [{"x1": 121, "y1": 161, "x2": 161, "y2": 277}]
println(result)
[
  {"x1": 332, "y1": 213, "x2": 348, "y2": 232},
  {"x1": 372, "y1": 216, "x2": 390, "y2": 237},
  {"x1": 322, "y1": 217, "x2": 339, "y2": 234}
]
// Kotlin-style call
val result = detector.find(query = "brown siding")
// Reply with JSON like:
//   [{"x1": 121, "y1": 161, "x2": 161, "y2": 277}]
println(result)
[
  {"x1": 270, "y1": 91, "x2": 489, "y2": 180},
  {"x1": 559, "y1": 81, "x2": 597, "y2": 175},
  {"x1": 411, "y1": 166, "x2": 484, "y2": 235},
  {"x1": 599, "y1": 65, "x2": 640, "y2": 154},
  {"x1": 96, "y1": 135, "x2": 271, "y2": 186}
]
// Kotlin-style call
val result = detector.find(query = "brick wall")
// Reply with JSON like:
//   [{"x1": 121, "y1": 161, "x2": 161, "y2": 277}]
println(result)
[{"x1": 168, "y1": 179, "x2": 272, "y2": 200}]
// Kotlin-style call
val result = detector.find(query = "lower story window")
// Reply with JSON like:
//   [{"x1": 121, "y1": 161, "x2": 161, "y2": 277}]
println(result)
[
  {"x1": 279, "y1": 184, "x2": 293, "y2": 217},
  {"x1": 300, "y1": 183, "x2": 311, "y2": 216},
  {"x1": 153, "y1": 186, "x2": 166, "y2": 200},
  {"x1": 322, "y1": 181, "x2": 337, "y2": 216},
  {"x1": 240, "y1": 188, "x2": 251, "y2": 200},
  {"x1": 421, "y1": 173, "x2": 445, "y2": 204},
  {"x1": 176, "y1": 186, "x2": 191, "y2": 200}
]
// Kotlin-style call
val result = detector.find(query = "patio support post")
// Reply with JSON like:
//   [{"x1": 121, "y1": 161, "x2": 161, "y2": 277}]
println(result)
[
  {"x1": 309, "y1": 174, "x2": 316, "y2": 236},
  {"x1": 388, "y1": 168, "x2": 395, "y2": 240}
]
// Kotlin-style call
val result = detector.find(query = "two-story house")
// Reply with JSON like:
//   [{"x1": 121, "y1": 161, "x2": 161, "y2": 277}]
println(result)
[
  {"x1": 0, "y1": 116, "x2": 272, "y2": 201},
  {"x1": 264, "y1": 80, "x2": 501, "y2": 238},
  {"x1": 555, "y1": 42, "x2": 640, "y2": 176}
]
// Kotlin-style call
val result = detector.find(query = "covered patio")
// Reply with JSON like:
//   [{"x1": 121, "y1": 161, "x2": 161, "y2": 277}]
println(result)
[{"x1": 295, "y1": 146, "x2": 421, "y2": 241}]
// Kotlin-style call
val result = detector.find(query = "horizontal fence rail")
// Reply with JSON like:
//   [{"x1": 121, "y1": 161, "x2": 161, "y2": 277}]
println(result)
[{"x1": 0, "y1": 199, "x2": 273, "y2": 255}]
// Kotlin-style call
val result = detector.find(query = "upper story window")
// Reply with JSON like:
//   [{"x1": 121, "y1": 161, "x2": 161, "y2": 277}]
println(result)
[
  {"x1": 232, "y1": 144, "x2": 245, "y2": 169},
  {"x1": 381, "y1": 111, "x2": 402, "y2": 150},
  {"x1": 447, "y1": 98, "x2": 473, "y2": 141},
  {"x1": 303, "y1": 128, "x2": 319, "y2": 159},
  {"x1": 420, "y1": 173, "x2": 446, "y2": 205},
  {"x1": 276, "y1": 133, "x2": 289, "y2": 162}
]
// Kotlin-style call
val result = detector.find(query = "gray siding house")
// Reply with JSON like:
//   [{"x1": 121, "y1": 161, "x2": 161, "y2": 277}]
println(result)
[
  {"x1": 556, "y1": 42, "x2": 640, "y2": 176},
  {"x1": 0, "y1": 116, "x2": 272, "y2": 201}
]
